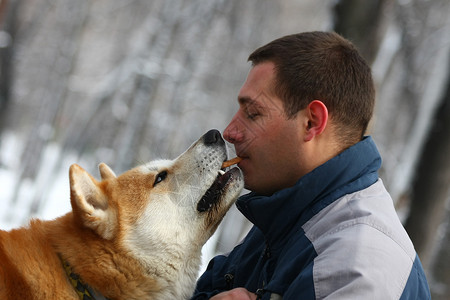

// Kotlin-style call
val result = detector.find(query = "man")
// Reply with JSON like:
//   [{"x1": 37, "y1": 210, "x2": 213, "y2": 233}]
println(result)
[{"x1": 192, "y1": 32, "x2": 430, "y2": 299}]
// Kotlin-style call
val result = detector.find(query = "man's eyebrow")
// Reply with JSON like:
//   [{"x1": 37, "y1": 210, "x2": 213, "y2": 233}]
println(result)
[
  {"x1": 238, "y1": 96, "x2": 257, "y2": 106},
  {"x1": 238, "y1": 96, "x2": 268, "y2": 112}
]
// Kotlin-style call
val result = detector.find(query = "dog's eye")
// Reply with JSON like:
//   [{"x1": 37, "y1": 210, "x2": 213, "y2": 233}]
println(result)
[{"x1": 154, "y1": 171, "x2": 168, "y2": 186}]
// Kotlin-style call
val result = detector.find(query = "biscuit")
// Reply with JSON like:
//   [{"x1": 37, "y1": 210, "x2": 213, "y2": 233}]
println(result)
[{"x1": 221, "y1": 157, "x2": 242, "y2": 168}]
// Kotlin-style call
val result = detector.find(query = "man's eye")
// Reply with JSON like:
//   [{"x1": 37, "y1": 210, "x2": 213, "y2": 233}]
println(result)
[
  {"x1": 247, "y1": 113, "x2": 259, "y2": 120},
  {"x1": 245, "y1": 109, "x2": 260, "y2": 120},
  {"x1": 154, "y1": 171, "x2": 168, "y2": 186}
]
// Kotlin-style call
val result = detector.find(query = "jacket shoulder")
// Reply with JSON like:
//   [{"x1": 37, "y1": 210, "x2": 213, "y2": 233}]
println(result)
[{"x1": 301, "y1": 179, "x2": 429, "y2": 299}]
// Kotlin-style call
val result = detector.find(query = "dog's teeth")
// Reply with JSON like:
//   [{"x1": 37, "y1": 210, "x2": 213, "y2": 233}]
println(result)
[{"x1": 218, "y1": 170, "x2": 225, "y2": 176}]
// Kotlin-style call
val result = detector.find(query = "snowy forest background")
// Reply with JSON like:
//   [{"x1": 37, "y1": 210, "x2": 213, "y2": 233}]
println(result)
[{"x1": 0, "y1": 0, "x2": 449, "y2": 298}]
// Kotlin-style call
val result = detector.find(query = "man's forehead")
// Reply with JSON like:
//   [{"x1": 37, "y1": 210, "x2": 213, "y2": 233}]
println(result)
[{"x1": 238, "y1": 92, "x2": 280, "y2": 110}]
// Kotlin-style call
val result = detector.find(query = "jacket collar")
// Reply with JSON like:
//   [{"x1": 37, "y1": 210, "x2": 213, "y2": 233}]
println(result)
[{"x1": 236, "y1": 136, "x2": 381, "y2": 249}]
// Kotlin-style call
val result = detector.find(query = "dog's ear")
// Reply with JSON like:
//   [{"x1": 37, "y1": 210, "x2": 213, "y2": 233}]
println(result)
[
  {"x1": 69, "y1": 164, "x2": 117, "y2": 240},
  {"x1": 99, "y1": 163, "x2": 116, "y2": 180}
]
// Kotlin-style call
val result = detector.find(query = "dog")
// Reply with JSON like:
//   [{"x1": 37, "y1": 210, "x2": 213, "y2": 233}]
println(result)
[{"x1": 0, "y1": 129, "x2": 244, "y2": 300}]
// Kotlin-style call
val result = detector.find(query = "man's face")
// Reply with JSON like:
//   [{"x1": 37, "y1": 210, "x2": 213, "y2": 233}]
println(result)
[{"x1": 223, "y1": 62, "x2": 307, "y2": 195}]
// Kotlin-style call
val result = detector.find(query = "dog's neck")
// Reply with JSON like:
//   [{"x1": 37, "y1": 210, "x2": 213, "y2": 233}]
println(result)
[
  {"x1": 49, "y1": 213, "x2": 202, "y2": 299},
  {"x1": 60, "y1": 255, "x2": 110, "y2": 300},
  {"x1": 49, "y1": 214, "x2": 162, "y2": 299}
]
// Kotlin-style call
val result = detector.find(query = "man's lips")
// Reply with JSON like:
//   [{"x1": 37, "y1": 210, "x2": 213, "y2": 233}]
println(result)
[
  {"x1": 234, "y1": 150, "x2": 248, "y2": 159},
  {"x1": 235, "y1": 156, "x2": 247, "y2": 169}
]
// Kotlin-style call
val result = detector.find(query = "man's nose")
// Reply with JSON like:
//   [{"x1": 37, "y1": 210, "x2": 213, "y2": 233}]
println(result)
[{"x1": 223, "y1": 115, "x2": 244, "y2": 144}]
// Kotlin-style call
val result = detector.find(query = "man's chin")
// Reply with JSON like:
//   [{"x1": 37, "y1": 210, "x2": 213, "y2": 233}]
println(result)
[{"x1": 244, "y1": 181, "x2": 275, "y2": 196}]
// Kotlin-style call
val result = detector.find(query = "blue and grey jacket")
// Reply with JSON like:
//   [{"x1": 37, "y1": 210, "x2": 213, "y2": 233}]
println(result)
[{"x1": 192, "y1": 137, "x2": 430, "y2": 299}]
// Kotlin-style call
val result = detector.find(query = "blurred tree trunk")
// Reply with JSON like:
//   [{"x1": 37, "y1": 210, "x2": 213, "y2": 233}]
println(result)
[
  {"x1": 0, "y1": 0, "x2": 20, "y2": 138},
  {"x1": 333, "y1": 0, "x2": 393, "y2": 64},
  {"x1": 429, "y1": 212, "x2": 450, "y2": 300},
  {"x1": 0, "y1": 0, "x2": 10, "y2": 109},
  {"x1": 404, "y1": 61, "x2": 450, "y2": 268}
]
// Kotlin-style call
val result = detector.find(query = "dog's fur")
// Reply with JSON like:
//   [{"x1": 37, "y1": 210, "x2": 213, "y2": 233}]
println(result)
[{"x1": 0, "y1": 130, "x2": 244, "y2": 299}]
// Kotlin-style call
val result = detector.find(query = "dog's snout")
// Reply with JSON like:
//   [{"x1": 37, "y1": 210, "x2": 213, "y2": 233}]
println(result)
[{"x1": 203, "y1": 129, "x2": 224, "y2": 146}]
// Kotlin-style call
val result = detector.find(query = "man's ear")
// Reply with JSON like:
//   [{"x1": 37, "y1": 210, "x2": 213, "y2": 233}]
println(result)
[
  {"x1": 304, "y1": 100, "x2": 328, "y2": 142},
  {"x1": 69, "y1": 164, "x2": 117, "y2": 240}
]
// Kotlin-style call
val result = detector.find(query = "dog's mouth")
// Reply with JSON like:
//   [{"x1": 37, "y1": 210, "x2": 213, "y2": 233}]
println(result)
[{"x1": 196, "y1": 167, "x2": 239, "y2": 212}]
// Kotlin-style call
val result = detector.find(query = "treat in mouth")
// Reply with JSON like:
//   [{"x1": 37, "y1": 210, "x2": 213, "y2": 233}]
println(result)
[
  {"x1": 197, "y1": 156, "x2": 243, "y2": 213},
  {"x1": 221, "y1": 157, "x2": 242, "y2": 169}
]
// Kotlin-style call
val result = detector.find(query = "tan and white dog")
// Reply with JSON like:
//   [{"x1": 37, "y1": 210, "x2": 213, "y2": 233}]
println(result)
[{"x1": 0, "y1": 129, "x2": 244, "y2": 300}]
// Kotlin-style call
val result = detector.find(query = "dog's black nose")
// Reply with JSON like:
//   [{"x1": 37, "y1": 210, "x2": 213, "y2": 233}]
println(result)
[{"x1": 203, "y1": 129, "x2": 224, "y2": 146}]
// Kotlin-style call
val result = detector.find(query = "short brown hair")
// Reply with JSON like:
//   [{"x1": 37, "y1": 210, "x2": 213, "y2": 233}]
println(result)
[{"x1": 248, "y1": 31, "x2": 375, "y2": 145}]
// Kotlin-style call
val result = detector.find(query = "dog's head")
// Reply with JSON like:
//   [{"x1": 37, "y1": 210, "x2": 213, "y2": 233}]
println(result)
[{"x1": 69, "y1": 129, "x2": 243, "y2": 260}]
